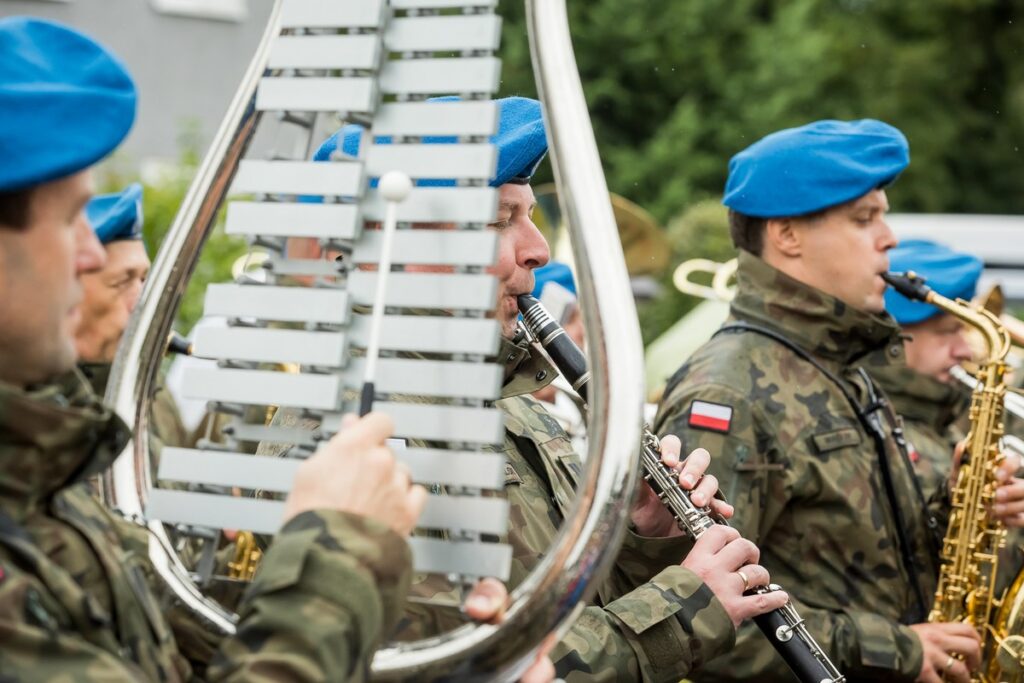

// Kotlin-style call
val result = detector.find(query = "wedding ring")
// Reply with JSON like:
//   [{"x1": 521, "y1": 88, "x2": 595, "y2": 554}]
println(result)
[{"x1": 736, "y1": 569, "x2": 750, "y2": 591}]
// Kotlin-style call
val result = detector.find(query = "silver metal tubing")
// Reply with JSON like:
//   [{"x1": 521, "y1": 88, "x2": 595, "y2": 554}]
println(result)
[{"x1": 103, "y1": 1, "x2": 285, "y2": 636}]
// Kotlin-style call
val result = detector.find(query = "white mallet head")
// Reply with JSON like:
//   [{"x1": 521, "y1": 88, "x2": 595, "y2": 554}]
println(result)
[{"x1": 379, "y1": 170, "x2": 413, "y2": 202}]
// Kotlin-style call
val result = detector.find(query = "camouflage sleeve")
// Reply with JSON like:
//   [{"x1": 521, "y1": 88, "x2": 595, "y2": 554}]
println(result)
[
  {"x1": 0, "y1": 566, "x2": 180, "y2": 681},
  {"x1": 551, "y1": 565, "x2": 735, "y2": 682},
  {"x1": 711, "y1": 595, "x2": 923, "y2": 682},
  {"x1": 597, "y1": 527, "x2": 695, "y2": 605},
  {"x1": 206, "y1": 509, "x2": 412, "y2": 682}
]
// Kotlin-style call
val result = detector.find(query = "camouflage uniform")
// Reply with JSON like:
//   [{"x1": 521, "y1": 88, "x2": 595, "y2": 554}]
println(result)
[
  {"x1": 654, "y1": 251, "x2": 946, "y2": 683},
  {"x1": 262, "y1": 337, "x2": 736, "y2": 682},
  {"x1": 865, "y1": 355, "x2": 968, "y2": 510},
  {"x1": 491, "y1": 338, "x2": 736, "y2": 682},
  {"x1": 80, "y1": 361, "x2": 193, "y2": 451},
  {"x1": 868, "y1": 356, "x2": 1024, "y2": 597},
  {"x1": 0, "y1": 368, "x2": 412, "y2": 681}
]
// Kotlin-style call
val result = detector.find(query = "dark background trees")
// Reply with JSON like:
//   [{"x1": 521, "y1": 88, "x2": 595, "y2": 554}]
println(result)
[{"x1": 497, "y1": 0, "x2": 1024, "y2": 341}]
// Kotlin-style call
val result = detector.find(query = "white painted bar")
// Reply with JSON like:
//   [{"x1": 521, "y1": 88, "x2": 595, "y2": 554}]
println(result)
[
  {"x1": 192, "y1": 327, "x2": 348, "y2": 367},
  {"x1": 256, "y1": 77, "x2": 375, "y2": 113},
  {"x1": 279, "y1": 0, "x2": 386, "y2": 29},
  {"x1": 366, "y1": 144, "x2": 496, "y2": 179},
  {"x1": 182, "y1": 367, "x2": 342, "y2": 411},
  {"x1": 351, "y1": 229, "x2": 497, "y2": 266},
  {"x1": 203, "y1": 284, "x2": 350, "y2": 324},
  {"x1": 361, "y1": 187, "x2": 497, "y2": 223},
  {"x1": 380, "y1": 58, "x2": 501, "y2": 95},
  {"x1": 373, "y1": 101, "x2": 499, "y2": 137},
  {"x1": 348, "y1": 270, "x2": 498, "y2": 310},
  {"x1": 268, "y1": 35, "x2": 381, "y2": 70},
  {"x1": 386, "y1": 16, "x2": 501, "y2": 52},
  {"x1": 225, "y1": 202, "x2": 360, "y2": 240},
  {"x1": 231, "y1": 160, "x2": 363, "y2": 197}
]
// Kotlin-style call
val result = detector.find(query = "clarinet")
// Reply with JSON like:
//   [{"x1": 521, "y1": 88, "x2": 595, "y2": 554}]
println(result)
[{"x1": 518, "y1": 294, "x2": 845, "y2": 683}]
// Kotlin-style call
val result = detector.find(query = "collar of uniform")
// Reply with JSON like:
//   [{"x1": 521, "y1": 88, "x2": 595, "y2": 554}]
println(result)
[
  {"x1": 867, "y1": 352, "x2": 970, "y2": 431},
  {"x1": 498, "y1": 335, "x2": 558, "y2": 399},
  {"x1": 729, "y1": 250, "x2": 901, "y2": 366},
  {"x1": 78, "y1": 361, "x2": 112, "y2": 397},
  {"x1": 0, "y1": 368, "x2": 130, "y2": 521}
]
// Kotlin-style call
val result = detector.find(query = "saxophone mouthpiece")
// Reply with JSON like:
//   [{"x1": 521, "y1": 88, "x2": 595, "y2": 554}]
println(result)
[{"x1": 882, "y1": 270, "x2": 933, "y2": 303}]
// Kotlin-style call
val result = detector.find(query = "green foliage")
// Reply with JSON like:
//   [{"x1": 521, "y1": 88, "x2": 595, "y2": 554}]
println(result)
[
  {"x1": 498, "y1": 0, "x2": 1024, "y2": 343},
  {"x1": 637, "y1": 201, "x2": 736, "y2": 344}
]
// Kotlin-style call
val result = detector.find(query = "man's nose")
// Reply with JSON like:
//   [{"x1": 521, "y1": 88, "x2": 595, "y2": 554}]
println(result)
[
  {"x1": 952, "y1": 332, "x2": 974, "y2": 363},
  {"x1": 518, "y1": 219, "x2": 550, "y2": 270},
  {"x1": 878, "y1": 217, "x2": 898, "y2": 251},
  {"x1": 75, "y1": 214, "x2": 105, "y2": 273}
]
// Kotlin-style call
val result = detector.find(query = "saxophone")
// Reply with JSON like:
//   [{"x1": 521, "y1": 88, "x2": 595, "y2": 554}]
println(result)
[{"x1": 884, "y1": 272, "x2": 1024, "y2": 683}]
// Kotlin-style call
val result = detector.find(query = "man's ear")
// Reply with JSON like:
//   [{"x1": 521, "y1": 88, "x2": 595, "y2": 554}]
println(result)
[{"x1": 764, "y1": 217, "x2": 802, "y2": 258}]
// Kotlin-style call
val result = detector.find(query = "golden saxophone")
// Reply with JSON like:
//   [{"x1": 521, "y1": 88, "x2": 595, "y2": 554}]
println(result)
[{"x1": 884, "y1": 271, "x2": 1024, "y2": 683}]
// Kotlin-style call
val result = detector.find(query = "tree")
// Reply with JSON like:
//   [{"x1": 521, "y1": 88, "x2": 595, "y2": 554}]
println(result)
[{"x1": 500, "y1": 0, "x2": 1024, "y2": 341}]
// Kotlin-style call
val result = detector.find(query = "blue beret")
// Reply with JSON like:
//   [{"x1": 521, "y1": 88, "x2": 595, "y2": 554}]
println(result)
[
  {"x1": 885, "y1": 239, "x2": 983, "y2": 325},
  {"x1": 723, "y1": 119, "x2": 909, "y2": 218},
  {"x1": 0, "y1": 17, "x2": 136, "y2": 192},
  {"x1": 87, "y1": 182, "x2": 143, "y2": 244},
  {"x1": 532, "y1": 261, "x2": 577, "y2": 300},
  {"x1": 314, "y1": 96, "x2": 547, "y2": 187}
]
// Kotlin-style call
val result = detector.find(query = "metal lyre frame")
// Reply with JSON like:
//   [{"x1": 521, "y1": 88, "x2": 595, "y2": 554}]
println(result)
[{"x1": 103, "y1": 0, "x2": 645, "y2": 678}]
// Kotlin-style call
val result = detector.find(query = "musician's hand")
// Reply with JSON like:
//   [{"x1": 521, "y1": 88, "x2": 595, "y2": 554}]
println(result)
[
  {"x1": 910, "y1": 622, "x2": 981, "y2": 683},
  {"x1": 464, "y1": 578, "x2": 556, "y2": 683},
  {"x1": 283, "y1": 412, "x2": 427, "y2": 536},
  {"x1": 631, "y1": 441, "x2": 733, "y2": 537},
  {"x1": 994, "y1": 453, "x2": 1024, "y2": 527},
  {"x1": 681, "y1": 525, "x2": 787, "y2": 628},
  {"x1": 660, "y1": 439, "x2": 735, "y2": 518}
]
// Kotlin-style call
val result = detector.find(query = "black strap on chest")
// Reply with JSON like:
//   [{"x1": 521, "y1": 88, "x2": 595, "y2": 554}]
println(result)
[{"x1": 715, "y1": 321, "x2": 938, "y2": 622}]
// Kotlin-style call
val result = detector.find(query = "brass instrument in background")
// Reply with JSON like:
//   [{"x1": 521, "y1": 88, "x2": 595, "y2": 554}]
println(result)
[
  {"x1": 673, "y1": 256, "x2": 737, "y2": 301},
  {"x1": 884, "y1": 272, "x2": 1024, "y2": 683},
  {"x1": 533, "y1": 185, "x2": 670, "y2": 279},
  {"x1": 226, "y1": 531, "x2": 262, "y2": 582}
]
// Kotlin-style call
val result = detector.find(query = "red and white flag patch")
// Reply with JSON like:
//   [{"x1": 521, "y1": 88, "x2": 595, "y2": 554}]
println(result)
[{"x1": 688, "y1": 400, "x2": 733, "y2": 433}]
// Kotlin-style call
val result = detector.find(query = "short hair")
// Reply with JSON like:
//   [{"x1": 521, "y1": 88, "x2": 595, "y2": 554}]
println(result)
[
  {"x1": 0, "y1": 187, "x2": 34, "y2": 229},
  {"x1": 728, "y1": 206, "x2": 830, "y2": 256},
  {"x1": 728, "y1": 209, "x2": 766, "y2": 255}
]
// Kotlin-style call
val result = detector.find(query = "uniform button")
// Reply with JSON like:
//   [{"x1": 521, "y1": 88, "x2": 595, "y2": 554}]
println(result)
[
  {"x1": 889, "y1": 345, "x2": 902, "y2": 357},
  {"x1": 536, "y1": 371, "x2": 547, "y2": 381}
]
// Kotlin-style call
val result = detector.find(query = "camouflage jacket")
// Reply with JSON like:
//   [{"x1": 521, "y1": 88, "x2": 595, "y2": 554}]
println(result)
[
  {"x1": 654, "y1": 251, "x2": 946, "y2": 683},
  {"x1": 80, "y1": 360, "x2": 193, "y2": 456},
  {"x1": 866, "y1": 356, "x2": 968, "y2": 506},
  {"x1": 0, "y1": 369, "x2": 412, "y2": 681},
  {"x1": 401, "y1": 338, "x2": 735, "y2": 682}
]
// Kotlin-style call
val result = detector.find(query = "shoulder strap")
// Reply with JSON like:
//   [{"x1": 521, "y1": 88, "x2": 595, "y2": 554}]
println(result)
[{"x1": 716, "y1": 321, "x2": 936, "y2": 622}]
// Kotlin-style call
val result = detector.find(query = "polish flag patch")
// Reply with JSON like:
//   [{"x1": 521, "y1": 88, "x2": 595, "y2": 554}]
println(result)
[{"x1": 688, "y1": 400, "x2": 733, "y2": 433}]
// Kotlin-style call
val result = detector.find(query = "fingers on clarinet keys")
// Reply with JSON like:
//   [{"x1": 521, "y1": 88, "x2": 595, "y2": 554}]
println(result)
[
  {"x1": 283, "y1": 412, "x2": 427, "y2": 537},
  {"x1": 681, "y1": 525, "x2": 787, "y2": 627}
]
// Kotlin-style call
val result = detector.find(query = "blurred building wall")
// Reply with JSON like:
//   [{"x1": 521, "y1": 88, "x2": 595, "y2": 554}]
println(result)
[{"x1": 1, "y1": 0, "x2": 275, "y2": 165}]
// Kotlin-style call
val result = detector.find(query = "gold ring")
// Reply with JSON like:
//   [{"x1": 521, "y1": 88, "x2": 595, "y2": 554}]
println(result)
[{"x1": 736, "y1": 569, "x2": 750, "y2": 591}]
